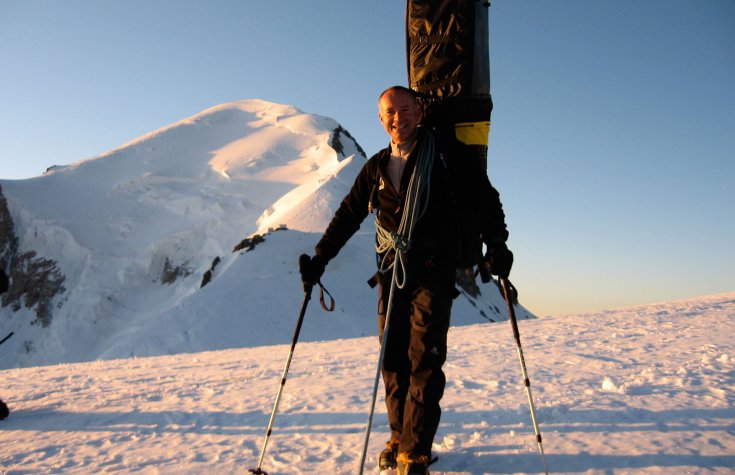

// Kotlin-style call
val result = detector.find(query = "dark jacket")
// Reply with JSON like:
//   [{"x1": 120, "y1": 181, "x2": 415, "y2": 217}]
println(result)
[{"x1": 315, "y1": 128, "x2": 508, "y2": 269}]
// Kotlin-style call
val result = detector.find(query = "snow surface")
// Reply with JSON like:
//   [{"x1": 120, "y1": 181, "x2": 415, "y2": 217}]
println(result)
[
  {"x1": 0, "y1": 99, "x2": 530, "y2": 370},
  {"x1": 1, "y1": 291, "x2": 734, "y2": 474}
]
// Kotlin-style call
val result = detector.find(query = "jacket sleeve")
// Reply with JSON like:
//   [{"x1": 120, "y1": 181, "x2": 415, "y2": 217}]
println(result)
[
  {"x1": 314, "y1": 156, "x2": 378, "y2": 262},
  {"x1": 476, "y1": 173, "x2": 509, "y2": 246},
  {"x1": 452, "y1": 145, "x2": 509, "y2": 246}
]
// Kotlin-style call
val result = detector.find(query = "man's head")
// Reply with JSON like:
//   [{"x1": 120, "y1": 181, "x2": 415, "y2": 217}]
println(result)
[{"x1": 378, "y1": 86, "x2": 422, "y2": 144}]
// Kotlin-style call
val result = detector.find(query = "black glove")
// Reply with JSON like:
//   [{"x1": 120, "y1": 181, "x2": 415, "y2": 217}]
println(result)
[
  {"x1": 299, "y1": 254, "x2": 327, "y2": 287},
  {"x1": 483, "y1": 243, "x2": 513, "y2": 278}
]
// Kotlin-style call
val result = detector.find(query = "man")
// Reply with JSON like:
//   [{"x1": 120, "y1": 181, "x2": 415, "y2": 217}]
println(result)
[{"x1": 300, "y1": 86, "x2": 512, "y2": 474}]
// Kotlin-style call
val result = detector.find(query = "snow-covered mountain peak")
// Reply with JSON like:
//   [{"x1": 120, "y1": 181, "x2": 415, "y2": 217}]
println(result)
[{"x1": 45, "y1": 99, "x2": 348, "y2": 184}]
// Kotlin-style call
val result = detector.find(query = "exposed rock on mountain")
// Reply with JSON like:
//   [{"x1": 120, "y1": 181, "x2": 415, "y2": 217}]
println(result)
[{"x1": 0, "y1": 185, "x2": 66, "y2": 327}]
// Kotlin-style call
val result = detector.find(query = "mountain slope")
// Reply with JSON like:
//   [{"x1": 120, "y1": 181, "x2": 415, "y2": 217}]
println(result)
[{"x1": 0, "y1": 100, "x2": 530, "y2": 369}]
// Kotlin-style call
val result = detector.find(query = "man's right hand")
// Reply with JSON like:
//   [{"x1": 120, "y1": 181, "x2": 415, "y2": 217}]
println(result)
[{"x1": 299, "y1": 254, "x2": 327, "y2": 287}]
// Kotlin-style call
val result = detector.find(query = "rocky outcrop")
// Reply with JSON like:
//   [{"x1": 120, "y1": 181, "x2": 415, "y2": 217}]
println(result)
[
  {"x1": 0, "y1": 185, "x2": 19, "y2": 271},
  {"x1": 200, "y1": 227, "x2": 289, "y2": 289},
  {"x1": 232, "y1": 233, "x2": 266, "y2": 253},
  {"x1": 160, "y1": 257, "x2": 193, "y2": 285},
  {"x1": 330, "y1": 126, "x2": 365, "y2": 158},
  {"x1": 5, "y1": 251, "x2": 66, "y2": 327},
  {"x1": 0, "y1": 184, "x2": 66, "y2": 327},
  {"x1": 199, "y1": 256, "x2": 221, "y2": 288}
]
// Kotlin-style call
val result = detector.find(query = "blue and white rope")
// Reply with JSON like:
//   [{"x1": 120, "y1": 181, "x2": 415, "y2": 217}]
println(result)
[{"x1": 374, "y1": 130, "x2": 435, "y2": 289}]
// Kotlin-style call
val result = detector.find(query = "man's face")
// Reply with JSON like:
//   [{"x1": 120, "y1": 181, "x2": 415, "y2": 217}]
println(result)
[{"x1": 378, "y1": 90, "x2": 421, "y2": 144}]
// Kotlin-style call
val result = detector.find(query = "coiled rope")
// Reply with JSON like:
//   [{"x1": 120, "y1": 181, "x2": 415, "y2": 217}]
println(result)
[{"x1": 374, "y1": 129, "x2": 435, "y2": 288}]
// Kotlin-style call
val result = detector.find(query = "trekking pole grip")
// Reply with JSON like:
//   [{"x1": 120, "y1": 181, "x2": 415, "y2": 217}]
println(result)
[{"x1": 500, "y1": 277, "x2": 520, "y2": 341}]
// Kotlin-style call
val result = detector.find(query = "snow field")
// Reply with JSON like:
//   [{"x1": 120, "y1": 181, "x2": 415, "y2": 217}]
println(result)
[{"x1": 1, "y1": 292, "x2": 734, "y2": 474}]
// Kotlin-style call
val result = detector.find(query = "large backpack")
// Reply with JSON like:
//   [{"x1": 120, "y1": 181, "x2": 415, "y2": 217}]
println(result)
[{"x1": 406, "y1": 0, "x2": 493, "y2": 171}]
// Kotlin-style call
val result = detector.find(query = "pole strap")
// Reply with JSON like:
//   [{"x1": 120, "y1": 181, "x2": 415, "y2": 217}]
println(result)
[{"x1": 317, "y1": 281, "x2": 335, "y2": 312}]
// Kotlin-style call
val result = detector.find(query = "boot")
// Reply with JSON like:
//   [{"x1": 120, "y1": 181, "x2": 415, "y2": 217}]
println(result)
[
  {"x1": 396, "y1": 452, "x2": 430, "y2": 475},
  {"x1": 379, "y1": 440, "x2": 399, "y2": 470}
]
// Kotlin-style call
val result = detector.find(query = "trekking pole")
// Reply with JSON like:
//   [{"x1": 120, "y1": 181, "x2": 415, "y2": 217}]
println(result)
[
  {"x1": 358, "y1": 264, "x2": 399, "y2": 474},
  {"x1": 0, "y1": 332, "x2": 13, "y2": 346},
  {"x1": 500, "y1": 277, "x2": 549, "y2": 475},
  {"x1": 250, "y1": 283, "x2": 314, "y2": 475}
]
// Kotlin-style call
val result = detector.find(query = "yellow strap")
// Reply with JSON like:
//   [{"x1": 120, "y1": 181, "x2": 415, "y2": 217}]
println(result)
[{"x1": 455, "y1": 121, "x2": 491, "y2": 146}]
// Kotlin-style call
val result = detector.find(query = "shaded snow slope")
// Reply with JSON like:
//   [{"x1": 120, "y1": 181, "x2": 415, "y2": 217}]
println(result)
[
  {"x1": 0, "y1": 99, "x2": 531, "y2": 369},
  {"x1": 1, "y1": 291, "x2": 733, "y2": 474}
]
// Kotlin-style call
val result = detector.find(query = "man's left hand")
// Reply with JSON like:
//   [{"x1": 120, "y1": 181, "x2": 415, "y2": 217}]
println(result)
[{"x1": 482, "y1": 243, "x2": 513, "y2": 278}]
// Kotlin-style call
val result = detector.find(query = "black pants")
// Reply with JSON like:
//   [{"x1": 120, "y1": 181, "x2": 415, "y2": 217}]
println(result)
[{"x1": 377, "y1": 258, "x2": 454, "y2": 457}]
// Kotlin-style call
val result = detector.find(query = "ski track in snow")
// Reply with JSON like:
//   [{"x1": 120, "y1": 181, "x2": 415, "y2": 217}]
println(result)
[{"x1": 1, "y1": 292, "x2": 734, "y2": 474}]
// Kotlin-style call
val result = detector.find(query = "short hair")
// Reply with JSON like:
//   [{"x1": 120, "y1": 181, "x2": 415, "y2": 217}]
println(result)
[{"x1": 378, "y1": 85, "x2": 418, "y2": 102}]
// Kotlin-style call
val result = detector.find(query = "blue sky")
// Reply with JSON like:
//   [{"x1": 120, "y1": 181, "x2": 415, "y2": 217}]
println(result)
[{"x1": 1, "y1": 0, "x2": 733, "y2": 316}]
